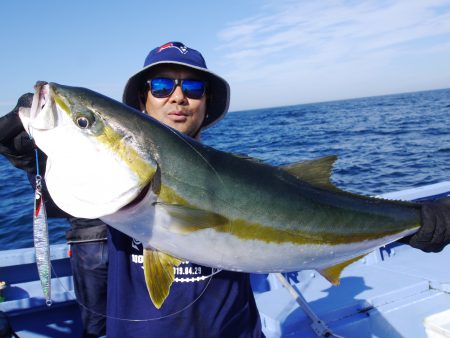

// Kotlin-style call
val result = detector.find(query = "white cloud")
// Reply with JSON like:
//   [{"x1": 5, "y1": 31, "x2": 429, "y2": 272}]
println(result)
[{"x1": 217, "y1": 0, "x2": 450, "y2": 110}]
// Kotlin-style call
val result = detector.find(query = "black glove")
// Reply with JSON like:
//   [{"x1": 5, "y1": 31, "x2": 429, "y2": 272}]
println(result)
[
  {"x1": 403, "y1": 199, "x2": 450, "y2": 253},
  {"x1": 1, "y1": 93, "x2": 73, "y2": 218},
  {"x1": 0, "y1": 93, "x2": 47, "y2": 175}
]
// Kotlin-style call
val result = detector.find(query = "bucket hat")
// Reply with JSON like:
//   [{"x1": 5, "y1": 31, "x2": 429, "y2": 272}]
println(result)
[{"x1": 123, "y1": 42, "x2": 230, "y2": 129}]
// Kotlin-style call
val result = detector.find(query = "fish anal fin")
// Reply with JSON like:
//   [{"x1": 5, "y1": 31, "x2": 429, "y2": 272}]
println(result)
[
  {"x1": 319, "y1": 254, "x2": 366, "y2": 286},
  {"x1": 281, "y1": 155, "x2": 338, "y2": 189},
  {"x1": 143, "y1": 248, "x2": 183, "y2": 309},
  {"x1": 156, "y1": 202, "x2": 229, "y2": 234}
]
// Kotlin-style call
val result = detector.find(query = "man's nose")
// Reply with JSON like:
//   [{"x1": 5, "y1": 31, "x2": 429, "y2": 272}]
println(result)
[{"x1": 170, "y1": 84, "x2": 188, "y2": 104}]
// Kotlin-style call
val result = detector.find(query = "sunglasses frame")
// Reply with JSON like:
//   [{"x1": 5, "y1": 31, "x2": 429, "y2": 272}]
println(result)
[{"x1": 147, "y1": 77, "x2": 207, "y2": 100}]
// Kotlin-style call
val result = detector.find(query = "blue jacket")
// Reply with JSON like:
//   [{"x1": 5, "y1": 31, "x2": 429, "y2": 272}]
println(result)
[{"x1": 107, "y1": 226, "x2": 264, "y2": 338}]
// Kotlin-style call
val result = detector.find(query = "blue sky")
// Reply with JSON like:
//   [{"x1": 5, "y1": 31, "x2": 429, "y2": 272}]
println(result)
[{"x1": 1, "y1": 0, "x2": 450, "y2": 113}]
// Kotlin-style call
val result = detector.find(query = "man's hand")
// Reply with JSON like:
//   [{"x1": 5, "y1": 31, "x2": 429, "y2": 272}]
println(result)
[
  {"x1": 1, "y1": 93, "x2": 32, "y2": 141},
  {"x1": 404, "y1": 199, "x2": 450, "y2": 253},
  {"x1": 1, "y1": 93, "x2": 71, "y2": 218},
  {"x1": 0, "y1": 93, "x2": 46, "y2": 175}
]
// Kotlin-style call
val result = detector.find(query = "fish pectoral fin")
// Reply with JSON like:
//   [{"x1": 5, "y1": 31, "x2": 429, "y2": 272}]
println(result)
[
  {"x1": 281, "y1": 155, "x2": 338, "y2": 190},
  {"x1": 155, "y1": 202, "x2": 229, "y2": 234},
  {"x1": 319, "y1": 254, "x2": 365, "y2": 286},
  {"x1": 143, "y1": 248, "x2": 183, "y2": 309}
]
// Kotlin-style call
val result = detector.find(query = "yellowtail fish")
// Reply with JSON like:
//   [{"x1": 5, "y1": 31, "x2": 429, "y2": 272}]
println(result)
[{"x1": 19, "y1": 82, "x2": 422, "y2": 309}]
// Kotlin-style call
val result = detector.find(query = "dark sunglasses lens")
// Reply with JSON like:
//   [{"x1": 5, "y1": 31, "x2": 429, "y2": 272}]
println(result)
[
  {"x1": 150, "y1": 78, "x2": 175, "y2": 98},
  {"x1": 182, "y1": 80, "x2": 205, "y2": 99}
]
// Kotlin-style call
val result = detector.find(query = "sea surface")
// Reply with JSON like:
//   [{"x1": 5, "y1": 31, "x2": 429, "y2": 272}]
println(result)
[{"x1": 1, "y1": 88, "x2": 449, "y2": 250}]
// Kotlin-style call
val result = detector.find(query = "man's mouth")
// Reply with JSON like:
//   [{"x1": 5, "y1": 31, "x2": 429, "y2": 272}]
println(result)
[{"x1": 168, "y1": 111, "x2": 189, "y2": 122}]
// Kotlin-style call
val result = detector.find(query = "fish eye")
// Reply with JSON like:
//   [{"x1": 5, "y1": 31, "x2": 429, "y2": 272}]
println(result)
[
  {"x1": 76, "y1": 116, "x2": 90, "y2": 129},
  {"x1": 74, "y1": 112, "x2": 95, "y2": 129}
]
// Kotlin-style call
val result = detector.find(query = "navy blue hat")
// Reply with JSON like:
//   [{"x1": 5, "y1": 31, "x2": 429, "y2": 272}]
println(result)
[{"x1": 123, "y1": 42, "x2": 230, "y2": 130}]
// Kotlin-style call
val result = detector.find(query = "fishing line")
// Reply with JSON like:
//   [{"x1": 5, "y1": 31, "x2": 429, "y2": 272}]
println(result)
[{"x1": 49, "y1": 260, "x2": 219, "y2": 322}]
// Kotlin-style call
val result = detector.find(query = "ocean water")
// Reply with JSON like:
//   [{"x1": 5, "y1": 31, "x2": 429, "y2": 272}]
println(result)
[{"x1": 1, "y1": 88, "x2": 449, "y2": 250}]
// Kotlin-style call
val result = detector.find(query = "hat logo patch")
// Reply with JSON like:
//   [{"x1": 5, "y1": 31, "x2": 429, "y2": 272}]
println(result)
[{"x1": 158, "y1": 42, "x2": 188, "y2": 54}]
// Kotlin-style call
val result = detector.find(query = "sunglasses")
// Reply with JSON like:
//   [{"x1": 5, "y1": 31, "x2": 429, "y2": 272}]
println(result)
[{"x1": 147, "y1": 77, "x2": 206, "y2": 100}]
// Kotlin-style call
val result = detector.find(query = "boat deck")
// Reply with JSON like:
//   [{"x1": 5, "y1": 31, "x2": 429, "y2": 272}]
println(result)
[
  {"x1": 253, "y1": 243, "x2": 450, "y2": 337},
  {"x1": 0, "y1": 245, "x2": 81, "y2": 337}
]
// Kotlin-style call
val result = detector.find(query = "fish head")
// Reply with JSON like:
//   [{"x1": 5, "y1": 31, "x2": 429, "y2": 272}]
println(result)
[{"x1": 19, "y1": 82, "x2": 157, "y2": 219}]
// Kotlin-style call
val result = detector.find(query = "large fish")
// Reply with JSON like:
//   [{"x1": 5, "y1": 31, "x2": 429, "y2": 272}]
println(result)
[{"x1": 20, "y1": 82, "x2": 422, "y2": 308}]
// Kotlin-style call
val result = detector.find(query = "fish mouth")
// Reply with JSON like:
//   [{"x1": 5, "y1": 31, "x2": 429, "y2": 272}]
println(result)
[
  {"x1": 32, "y1": 81, "x2": 50, "y2": 112},
  {"x1": 27, "y1": 81, "x2": 56, "y2": 131}
]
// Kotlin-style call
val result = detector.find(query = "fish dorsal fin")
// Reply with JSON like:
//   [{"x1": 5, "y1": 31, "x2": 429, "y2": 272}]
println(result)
[
  {"x1": 155, "y1": 202, "x2": 229, "y2": 234},
  {"x1": 143, "y1": 248, "x2": 183, "y2": 309},
  {"x1": 319, "y1": 254, "x2": 365, "y2": 286},
  {"x1": 281, "y1": 155, "x2": 338, "y2": 189}
]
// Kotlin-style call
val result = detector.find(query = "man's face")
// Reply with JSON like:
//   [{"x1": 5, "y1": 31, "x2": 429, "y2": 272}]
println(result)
[{"x1": 144, "y1": 66, "x2": 207, "y2": 137}]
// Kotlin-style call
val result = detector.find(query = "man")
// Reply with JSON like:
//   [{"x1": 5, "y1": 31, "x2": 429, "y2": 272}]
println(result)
[
  {"x1": 109, "y1": 41, "x2": 450, "y2": 337},
  {"x1": 107, "y1": 42, "x2": 264, "y2": 337}
]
